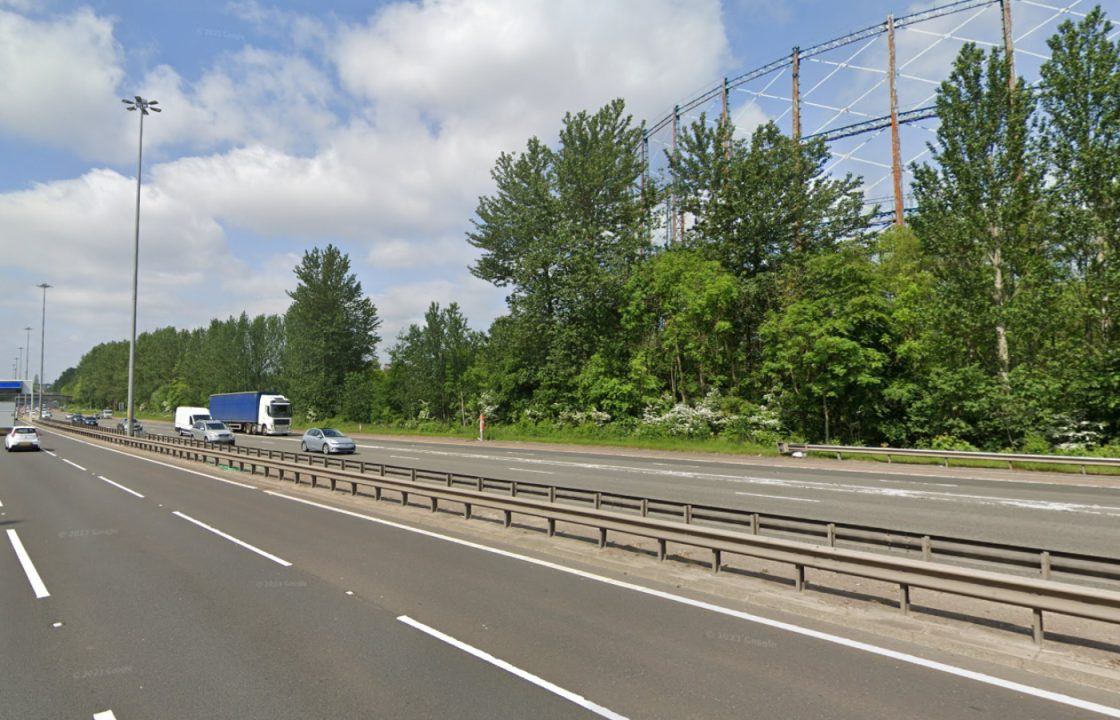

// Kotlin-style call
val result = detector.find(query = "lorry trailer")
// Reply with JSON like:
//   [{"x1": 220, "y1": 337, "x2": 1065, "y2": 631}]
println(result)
[{"x1": 208, "y1": 392, "x2": 292, "y2": 435}]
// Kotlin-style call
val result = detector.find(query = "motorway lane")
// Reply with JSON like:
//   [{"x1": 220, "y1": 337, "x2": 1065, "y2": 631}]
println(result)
[
  {"x1": 0, "y1": 440, "x2": 606, "y2": 719},
  {"x1": 138, "y1": 419, "x2": 1120, "y2": 556},
  {"x1": 5, "y1": 430, "x2": 1120, "y2": 719}
]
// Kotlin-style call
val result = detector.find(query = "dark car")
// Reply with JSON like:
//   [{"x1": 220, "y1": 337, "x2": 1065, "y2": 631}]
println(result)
[
  {"x1": 82, "y1": 415, "x2": 100, "y2": 427},
  {"x1": 70, "y1": 414, "x2": 86, "y2": 425}
]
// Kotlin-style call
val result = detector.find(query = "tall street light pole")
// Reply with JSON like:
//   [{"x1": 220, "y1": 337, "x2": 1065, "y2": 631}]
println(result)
[
  {"x1": 24, "y1": 326, "x2": 32, "y2": 414},
  {"x1": 37, "y1": 283, "x2": 51, "y2": 418},
  {"x1": 16, "y1": 347, "x2": 22, "y2": 409},
  {"x1": 122, "y1": 95, "x2": 160, "y2": 436}
]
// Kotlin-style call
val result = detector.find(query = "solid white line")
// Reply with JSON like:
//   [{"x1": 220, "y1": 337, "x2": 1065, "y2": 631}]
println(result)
[
  {"x1": 62, "y1": 458, "x2": 87, "y2": 472},
  {"x1": 36, "y1": 429, "x2": 257, "y2": 489},
  {"x1": 93, "y1": 711, "x2": 117, "y2": 720},
  {"x1": 44, "y1": 450, "x2": 57, "y2": 457},
  {"x1": 391, "y1": 455, "x2": 419, "y2": 460},
  {"x1": 97, "y1": 475, "x2": 145, "y2": 499},
  {"x1": 6, "y1": 529, "x2": 50, "y2": 599},
  {"x1": 264, "y1": 490, "x2": 1120, "y2": 719},
  {"x1": 171, "y1": 511, "x2": 291, "y2": 567},
  {"x1": 398, "y1": 615, "x2": 628, "y2": 719},
  {"x1": 513, "y1": 468, "x2": 554, "y2": 475},
  {"x1": 0, "y1": 497, "x2": 3, "y2": 507},
  {"x1": 735, "y1": 491, "x2": 819, "y2": 503}
]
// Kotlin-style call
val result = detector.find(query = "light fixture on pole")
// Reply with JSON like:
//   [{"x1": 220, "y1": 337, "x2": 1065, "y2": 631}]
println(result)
[
  {"x1": 37, "y1": 283, "x2": 51, "y2": 418},
  {"x1": 121, "y1": 95, "x2": 160, "y2": 437}
]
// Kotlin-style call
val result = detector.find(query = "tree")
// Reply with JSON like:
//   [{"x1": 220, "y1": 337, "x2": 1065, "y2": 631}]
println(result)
[
  {"x1": 622, "y1": 249, "x2": 740, "y2": 405},
  {"x1": 470, "y1": 99, "x2": 653, "y2": 413},
  {"x1": 761, "y1": 243, "x2": 895, "y2": 443},
  {"x1": 284, "y1": 245, "x2": 380, "y2": 418},
  {"x1": 387, "y1": 303, "x2": 481, "y2": 423},
  {"x1": 668, "y1": 119, "x2": 870, "y2": 386},
  {"x1": 911, "y1": 44, "x2": 1044, "y2": 385}
]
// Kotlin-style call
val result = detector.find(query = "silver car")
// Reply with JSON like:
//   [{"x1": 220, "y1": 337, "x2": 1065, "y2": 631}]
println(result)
[
  {"x1": 191, "y1": 420, "x2": 236, "y2": 445},
  {"x1": 301, "y1": 428, "x2": 356, "y2": 454}
]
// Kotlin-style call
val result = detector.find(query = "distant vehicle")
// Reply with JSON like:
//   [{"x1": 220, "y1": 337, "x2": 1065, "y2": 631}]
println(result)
[
  {"x1": 117, "y1": 419, "x2": 144, "y2": 434},
  {"x1": 41, "y1": 410, "x2": 52, "y2": 419},
  {"x1": 69, "y1": 414, "x2": 85, "y2": 425},
  {"x1": 174, "y1": 406, "x2": 212, "y2": 436},
  {"x1": 5, "y1": 426, "x2": 40, "y2": 451},
  {"x1": 300, "y1": 428, "x2": 356, "y2": 455},
  {"x1": 209, "y1": 392, "x2": 291, "y2": 435},
  {"x1": 82, "y1": 416, "x2": 99, "y2": 427},
  {"x1": 190, "y1": 420, "x2": 235, "y2": 445},
  {"x1": 100, "y1": 408, "x2": 113, "y2": 418}
]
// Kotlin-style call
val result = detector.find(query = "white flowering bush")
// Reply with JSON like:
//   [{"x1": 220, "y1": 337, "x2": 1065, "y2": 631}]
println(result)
[
  {"x1": 559, "y1": 408, "x2": 612, "y2": 426},
  {"x1": 638, "y1": 389, "x2": 736, "y2": 438},
  {"x1": 1048, "y1": 416, "x2": 1105, "y2": 453}
]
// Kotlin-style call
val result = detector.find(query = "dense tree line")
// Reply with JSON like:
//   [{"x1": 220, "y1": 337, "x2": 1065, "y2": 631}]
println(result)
[{"x1": 60, "y1": 11, "x2": 1120, "y2": 452}]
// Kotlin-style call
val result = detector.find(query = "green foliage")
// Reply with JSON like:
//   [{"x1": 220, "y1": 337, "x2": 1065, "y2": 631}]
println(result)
[
  {"x1": 58, "y1": 19, "x2": 1120, "y2": 453},
  {"x1": 284, "y1": 244, "x2": 381, "y2": 418},
  {"x1": 386, "y1": 302, "x2": 482, "y2": 424}
]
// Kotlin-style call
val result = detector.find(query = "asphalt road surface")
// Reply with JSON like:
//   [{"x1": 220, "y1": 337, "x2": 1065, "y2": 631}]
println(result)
[
  {"x1": 3, "y1": 429, "x2": 1120, "y2": 719},
  {"x1": 138, "y1": 419, "x2": 1120, "y2": 556}
]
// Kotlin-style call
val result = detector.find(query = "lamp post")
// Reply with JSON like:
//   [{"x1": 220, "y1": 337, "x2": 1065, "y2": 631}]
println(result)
[
  {"x1": 121, "y1": 95, "x2": 160, "y2": 437},
  {"x1": 15, "y1": 347, "x2": 22, "y2": 411},
  {"x1": 24, "y1": 326, "x2": 32, "y2": 414},
  {"x1": 37, "y1": 283, "x2": 50, "y2": 418}
]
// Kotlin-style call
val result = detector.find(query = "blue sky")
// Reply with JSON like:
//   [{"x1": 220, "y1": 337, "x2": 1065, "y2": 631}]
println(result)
[{"x1": 0, "y1": 0, "x2": 1110, "y2": 381}]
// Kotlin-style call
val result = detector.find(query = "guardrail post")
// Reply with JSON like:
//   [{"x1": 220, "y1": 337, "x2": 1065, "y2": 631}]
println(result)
[
  {"x1": 712, "y1": 549, "x2": 721, "y2": 574},
  {"x1": 641, "y1": 498, "x2": 649, "y2": 517},
  {"x1": 401, "y1": 491, "x2": 409, "y2": 506},
  {"x1": 503, "y1": 510, "x2": 512, "y2": 528},
  {"x1": 594, "y1": 492, "x2": 602, "y2": 509},
  {"x1": 827, "y1": 523, "x2": 836, "y2": 547},
  {"x1": 464, "y1": 502, "x2": 472, "y2": 519},
  {"x1": 684, "y1": 505, "x2": 693, "y2": 523},
  {"x1": 311, "y1": 474, "x2": 317, "y2": 489},
  {"x1": 511, "y1": 481, "x2": 518, "y2": 497},
  {"x1": 548, "y1": 486, "x2": 556, "y2": 503},
  {"x1": 752, "y1": 513, "x2": 760, "y2": 535},
  {"x1": 795, "y1": 564, "x2": 806, "y2": 591},
  {"x1": 374, "y1": 486, "x2": 382, "y2": 501},
  {"x1": 359, "y1": 461, "x2": 367, "y2": 474},
  {"x1": 293, "y1": 471, "x2": 300, "y2": 485},
  {"x1": 446, "y1": 472, "x2": 453, "y2": 488},
  {"x1": 378, "y1": 464, "x2": 385, "y2": 476},
  {"x1": 329, "y1": 477, "x2": 336, "y2": 492},
  {"x1": 657, "y1": 539, "x2": 666, "y2": 561},
  {"x1": 477, "y1": 477, "x2": 484, "y2": 491},
  {"x1": 351, "y1": 481, "x2": 358, "y2": 496},
  {"x1": 1032, "y1": 609, "x2": 1045, "y2": 646},
  {"x1": 430, "y1": 496, "x2": 438, "y2": 513},
  {"x1": 1041, "y1": 551, "x2": 1051, "y2": 579},
  {"x1": 410, "y1": 468, "x2": 416, "y2": 482},
  {"x1": 546, "y1": 518, "x2": 555, "y2": 536},
  {"x1": 922, "y1": 536, "x2": 932, "y2": 561},
  {"x1": 899, "y1": 583, "x2": 910, "y2": 614},
  {"x1": 598, "y1": 528, "x2": 607, "y2": 548}
]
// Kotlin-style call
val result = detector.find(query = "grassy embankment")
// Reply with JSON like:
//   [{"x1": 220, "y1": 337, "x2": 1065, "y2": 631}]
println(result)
[{"x1": 62, "y1": 407, "x2": 1120, "y2": 476}]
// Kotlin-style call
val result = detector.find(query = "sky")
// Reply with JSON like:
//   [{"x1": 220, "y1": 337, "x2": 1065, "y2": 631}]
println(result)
[{"x1": 0, "y1": 0, "x2": 1106, "y2": 382}]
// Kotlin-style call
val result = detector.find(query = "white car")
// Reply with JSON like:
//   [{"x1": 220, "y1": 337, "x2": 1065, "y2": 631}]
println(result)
[{"x1": 5, "y1": 426, "x2": 41, "y2": 451}]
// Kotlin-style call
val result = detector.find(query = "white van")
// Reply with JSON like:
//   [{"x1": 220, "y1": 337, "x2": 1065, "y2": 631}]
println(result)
[{"x1": 174, "y1": 406, "x2": 212, "y2": 436}]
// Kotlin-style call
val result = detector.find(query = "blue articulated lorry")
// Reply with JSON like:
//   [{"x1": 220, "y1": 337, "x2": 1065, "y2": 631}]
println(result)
[{"x1": 209, "y1": 392, "x2": 292, "y2": 435}]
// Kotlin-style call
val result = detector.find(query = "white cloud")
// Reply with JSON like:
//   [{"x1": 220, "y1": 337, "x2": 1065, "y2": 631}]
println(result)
[
  {"x1": 0, "y1": 8, "x2": 126, "y2": 159},
  {"x1": 372, "y1": 274, "x2": 507, "y2": 345},
  {"x1": 0, "y1": 0, "x2": 733, "y2": 373}
]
